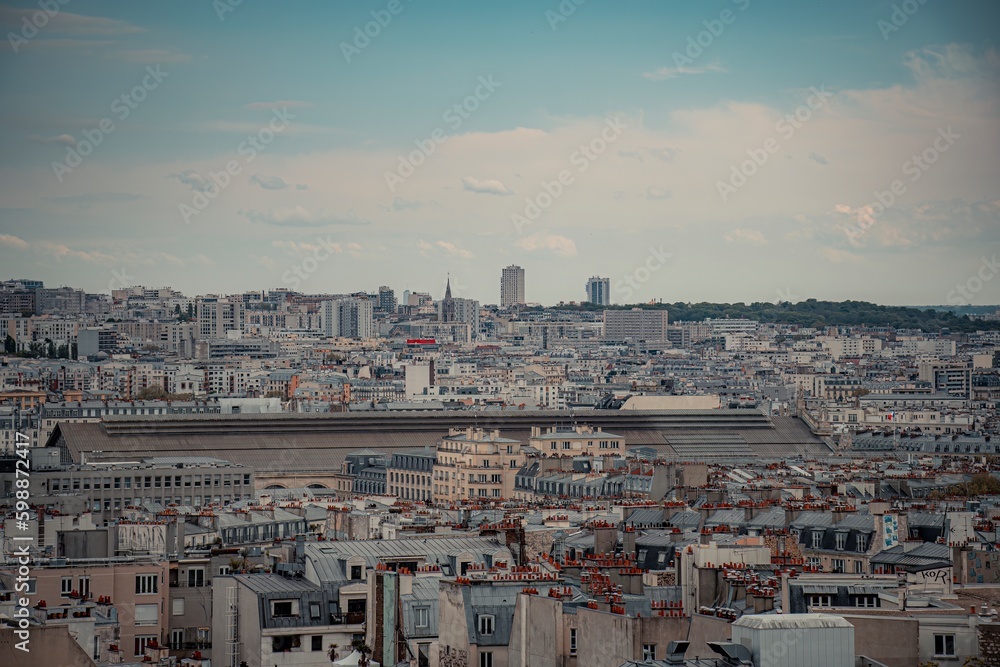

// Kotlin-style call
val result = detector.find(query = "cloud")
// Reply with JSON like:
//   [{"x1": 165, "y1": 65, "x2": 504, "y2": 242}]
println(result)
[
  {"x1": 245, "y1": 100, "x2": 313, "y2": 110},
  {"x1": 461, "y1": 176, "x2": 513, "y2": 196},
  {"x1": 809, "y1": 152, "x2": 829, "y2": 165},
  {"x1": 822, "y1": 247, "x2": 861, "y2": 263},
  {"x1": 642, "y1": 62, "x2": 727, "y2": 80},
  {"x1": 240, "y1": 206, "x2": 370, "y2": 227},
  {"x1": 168, "y1": 169, "x2": 213, "y2": 193},
  {"x1": 618, "y1": 147, "x2": 679, "y2": 163},
  {"x1": 272, "y1": 240, "x2": 333, "y2": 255},
  {"x1": 116, "y1": 49, "x2": 192, "y2": 63},
  {"x1": 724, "y1": 228, "x2": 767, "y2": 244},
  {"x1": 418, "y1": 240, "x2": 474, "y2": 259},
  {"x1": 37, "y1": 241, "x2": 115, "y2": 263},
  {"x1": 0, "y1": 234, "x2": 29, "y2": 250},
  {"x1": 250, "y1": 174, "x2": 290, "y2": 190},
  {"x1": 645, "y1": 186, "x2": 672, "y2": 200},
  {"x1": 30, "y1": 133, "x2": 77, "y2": 147},
  {"x1": 46, "y1": 192, "x2": 142, "y2": 204},
  {"x1": 515, "y1": 232, "x2": 577, "y2": 257},
  {"x1": 252, "y1": 255, "x2": 277, "y2": 269},
  {"x1": 391, "y1": 197, "x2": 423, "y2": 211},
  {"x1": 0, "y1": 234, "x2": 115, "y2": 262},
  {"x1": 0, "y1": 6, "x2": 145, "y2": 35}
]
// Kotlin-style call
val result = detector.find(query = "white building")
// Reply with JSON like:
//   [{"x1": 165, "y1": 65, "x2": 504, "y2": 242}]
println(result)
[
  {"x1": 500, "y1": 265, "x2": 525, "y2": 308},
  {"x1": 321, "y1": 298, "x2": 374, "y2": 339}
]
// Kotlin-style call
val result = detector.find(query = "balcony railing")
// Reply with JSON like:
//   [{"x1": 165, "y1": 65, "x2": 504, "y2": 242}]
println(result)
[{"x1": 331, "y1": 611, "x2": 366, "y2": 625}]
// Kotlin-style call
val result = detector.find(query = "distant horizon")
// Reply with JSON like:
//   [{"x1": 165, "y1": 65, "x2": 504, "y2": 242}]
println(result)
[
  {"x1": 5, "y1": 275, "x2": 1000, "y2": 313},
  {"x1": 2, "y1": 1, "x2": 999, "y2": 306}
]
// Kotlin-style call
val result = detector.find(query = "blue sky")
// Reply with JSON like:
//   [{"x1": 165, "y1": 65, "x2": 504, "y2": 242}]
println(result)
[{"x1": 1, "y1": 0, "x2": 999, "y2": 306}]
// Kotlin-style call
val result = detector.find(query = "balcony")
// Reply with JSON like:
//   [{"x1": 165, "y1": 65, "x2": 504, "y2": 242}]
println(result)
[{"x1": 331, "y1": 611, "x2": 366, "y2": 625}]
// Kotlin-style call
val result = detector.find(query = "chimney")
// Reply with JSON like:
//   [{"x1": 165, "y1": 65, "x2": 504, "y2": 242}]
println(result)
[{"x1": 623, "y1": 527, "x2": 637, "y2": 558}]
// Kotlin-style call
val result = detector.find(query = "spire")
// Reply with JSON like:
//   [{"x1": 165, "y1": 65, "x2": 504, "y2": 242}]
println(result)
[{"x1": 445, "y1": 273, "x2": 452, "y2": 300}]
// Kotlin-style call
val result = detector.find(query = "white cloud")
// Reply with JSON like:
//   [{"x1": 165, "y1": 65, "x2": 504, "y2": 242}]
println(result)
[
  {"x1": 250, "y1": 174, "x2": 290, "y2": 190},
  {"x1": 29, "y1": 133, "x2": 77, "y2": 147},
  {"x1": 0, "y1": 234, "x2": 29, "y2": 250},
  {"x1": 418, "y1": 240, "x2": 474, "y2": 259},
  {"x1": 642, "y1": 62, "x2": 727, "y2": 80},
  {"x1": 515, "y1": 233, "x2": 577, "y2": 257},
  {"x1": 724, "y1": 228, "x2": 767, "y2": 244},
  {"x1": 241, "y1": 207, "x2": 370, "y2": 227},
  {"x1": 461, "y1": 176, "x2": 513, "y2": 196},
  {"x1": 0, "y1": 6, "x2": 145, "y2": 35}
]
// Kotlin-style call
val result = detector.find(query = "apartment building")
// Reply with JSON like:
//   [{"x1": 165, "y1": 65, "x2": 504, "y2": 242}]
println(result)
[{"x1": 432, "y1": 428, "x2": 525, "y2": 503}]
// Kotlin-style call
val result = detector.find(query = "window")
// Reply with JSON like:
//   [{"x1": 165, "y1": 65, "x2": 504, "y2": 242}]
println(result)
[
  {"x1": 272, "y1": 600, "x2": 298, "y2": 618},
  {"x1": 832, "y1": 559, "x2": 845, "y2": 573},
  {"x1": 415, "y1": 606, "x2": 430, "y2": 628},
  {"x1": 218, "y1": 566, "x2": 231, "y2": 575},
  {"x1": 854, "y1": 595, "x2": 878, "y2": 608},
  {"x1": 135, "y1": 574, "x2": 158, "y2": 595},
  {"x1": 478, "y1": 614, "x2": 495, "y2": 636},
  {"x1": 809, "y1": 595, "x2": 831, "y2": 608},
  {"x1": 934, "y1": 634, "x2": 956, "y2": 657},
  {"x1": 855, "y1": 561, "x2": 865, "y2": 574},
  {"x1": 807, "y1": 557, "x2": 821, "y2": 569},
  {"x1": 812, "y1": 531, "x2": 823, "y2": 549},
  {"x1": 643, "y1": 644, "x2": 656, "y2": 661},
  {"x1": 173, "y1": 598, "x2": 185, "y2": 615},
  {"x1": 351, "y1": 565, "x2": 363, "y2": 580},
  {"x1": 171, "y1": 629, "x2": 184, "y2": 650},
  {"x1": 187, "y1": 568, "x2": 205, "y2": 588},
  {"x1": 570, "y1": 628, "x2": 577, "y2": 656},
  {"x1": 857, "y1": 535, "x2": 868, "y2": 552},
  {"x1": 79, "y1": 576, "x2": 90, "y2": 597},
  {"x1": 134, "y1": 635, "x2": 157, "y2": 657},
  {"x1": 135, "y1": 604, "x2": 158, "y2": 626},
  {"x1": 312, "y1": 635, "x2": 323, "y2": 651},
  {"x1": 480, "y1": 651, "x2": 493, "y2": 667},
  {"x1": 835, "y1": 533, "x2": 847, "y2": 550},
  {"x1": 310, "y1": 603, "x2": 321, "y2": 620},
  {"x1": 61, "y1": 577, "x2": 73, "y2": 595}
]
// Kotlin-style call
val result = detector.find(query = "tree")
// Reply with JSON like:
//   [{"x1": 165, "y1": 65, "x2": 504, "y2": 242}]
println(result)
[
  {"x1": 351, "y1": 640, "x2": 372, "y2": 667},
  {"x1": 3, "y1": 335, "x2": 14, "y2": 354},
  {"x1": 328, "y1": 643, "x2": 340, "y2": 663}
]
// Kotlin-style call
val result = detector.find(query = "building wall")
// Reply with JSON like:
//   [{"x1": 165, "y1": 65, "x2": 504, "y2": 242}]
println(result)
[
  {"x1": 17, "y1": 560, "x2": 169, "y2": 662},
  {"x1": 842, "y1": 615, "x2": 918, "y2": 667}
]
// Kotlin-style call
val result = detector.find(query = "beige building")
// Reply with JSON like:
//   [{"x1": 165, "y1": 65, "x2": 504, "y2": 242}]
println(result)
[
  {"x1": 433, "y1": 429, "x2": 524, "y2": 503},
  {"x1": 528, "y1": 425, "x2": 625, "y2": 456},
  {"x1": 0, "y1": 557, "x2": 169, "y2": 662}
]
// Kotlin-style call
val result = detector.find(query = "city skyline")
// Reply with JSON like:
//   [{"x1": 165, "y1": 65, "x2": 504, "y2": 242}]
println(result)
[{"x1": 1, "y1": 1, "x2": 999, "y2": 307}]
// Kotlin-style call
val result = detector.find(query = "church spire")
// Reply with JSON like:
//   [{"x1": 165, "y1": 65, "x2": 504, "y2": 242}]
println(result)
[{"x1": 445, "y1": 273, "x2": 452, "y2": 300}]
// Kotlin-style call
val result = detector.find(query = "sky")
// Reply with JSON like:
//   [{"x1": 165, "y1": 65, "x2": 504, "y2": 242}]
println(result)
[{"x1": 1, "y1": 0, "x2": 999, "y2": 308}]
